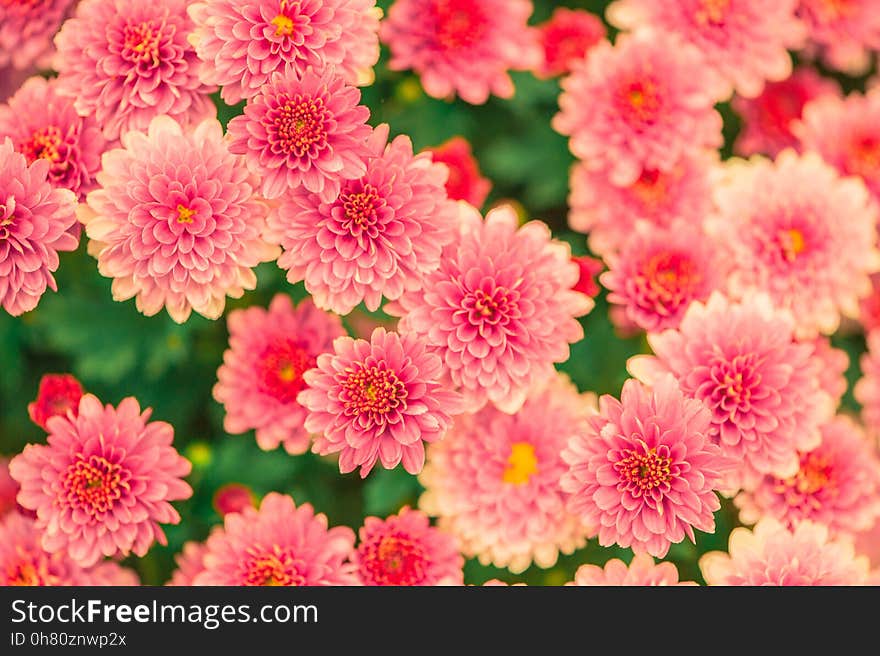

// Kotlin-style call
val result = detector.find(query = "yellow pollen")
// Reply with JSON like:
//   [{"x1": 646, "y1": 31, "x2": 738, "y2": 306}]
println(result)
[
  {"x1": 697, "y1": 0, "x2": 730, "y2": 24},
  {"x1": 176, "y1": 204, "x2": 195, "y2": 224},
  {"x1": 278, "y1": 363, "x2": 295, "y2": 383},
  {"x1": 628, "y1": 89, "x2": 646, "y2": 108},
  {"x1": 271, "y1": 14, "x2": 295, "y2": 37},
  {"x1": 503, "y1": 442, "x2": 538, "y2": 485},
  {"x1": 780, "y1": 228, "x2": 806, "y2": 261}
]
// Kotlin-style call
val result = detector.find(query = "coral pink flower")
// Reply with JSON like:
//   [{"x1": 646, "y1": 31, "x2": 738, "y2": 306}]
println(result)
[
  {"x1": 567, "y1": 554, "x2": 697, "y2": 586},
  {"x1": 9, "y1": 394, "x2": 192, "y2": 567},
  {"x1": 380, "y1": 0, "x2": 541, "y2": 105},
  {"x1": 600, "y1": 222, "x2": 725, "y2": 333},
  {"x1": 534, "y1": 7, "x2": 606, "y2": 78},
  {"x1": 188, "y1": 0, "x2": 381, "y2": 105},
  {"x1": 0, "y1": 138, "x2": 78, "y2": 317},
  {"x1": 53, "y1": 0, "x2": 216, "y2": 141},
  {"x1": 425, "y1": 136, "x2": 491, "y2": 208},
  {"x1": 572, "y1": 255, "x2": 603, "y2": 300},
  {"x1": 0, "y1": 76, "x2": 109, "y2": 200},
  {"x1": 708, "y1": 150, "x2": 880, "y2": 338},
  {"x1": 798, "y1": 0, "x2": 880, "y2": 74},
  {"x1": 78, "y1": 115, "x2": 279, "y2": 324},
  {"x1": 700, "y1": 519, "x2": 869, "y2": 585},
  {"x1": 300, "y1": 327, "x2": 460, "y2": 478},
  {"x1": 213, "y1": 294, "x2": 344, "y2": 454},
  {"x1": 732, "y1": 67, "x2": 840, "y2": 157},
  {"x1": 167, "y1": 533, "x2": 217, "y2": 586},
  {"x1": 0, "y1": 0, "x2": 75, "y2": 71},
  {"x1": 606, "y1": 0, "x2": 806, "y2": 100},
  {"x1": 568, "y1": 152, "x2": 717, "y2": 257},
  {"x1": 193, "y1": 492, "x2": 358, "y2": 585},
  {"x1": 388, "y1": 204, "x2": 592, "y2": 413},
  {"x1": 266, "y1": 125, "x2": 458, "y2": 315},
  {"x1": 859, "y1": 274, "x2": 880, "y2": 332},
  {"x1": 854, "y1": 518, "x2": 880, "y2": 572},
  {"x1": 554, "y1": 30, "x2": 722, "y2": 187},
  {"x1": 28, "y1": 373, "x2": 84, "y2": 431},
  {"x1": 855, "y1": 331, "x2": 880, "y2": 438},
  {"x1": 352, "y1": 506, "x2": 463, "y2": 586},
  {"x1": 808, "y1": 337, "x2": 849, "y2": 408},
  {"x1": 419, "y1": 374, "x2": 597, "y2": 573},
  {"x1": 561, "y1": 376, "x2": 726, "y2": 559},
  {"x1": 227, "y1": 68, "x2": 372, "y2": 201},
  {"x1": 0, "y1": 458, "x2": 18, "y2": 518},
  {"x1": 213, "y1": 483, "x2": 255, "y2": 517}
]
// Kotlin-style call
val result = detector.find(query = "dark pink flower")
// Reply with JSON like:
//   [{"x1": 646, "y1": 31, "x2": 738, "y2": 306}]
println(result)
[
  {"x1": 27, "y1": 373, "x2": 84, "y2": 431},
  {"x1": 425, "y1": 136, "x2": 491, "y2": 208},
  {"x1": 534, "y1": 7, "x2": 606, "y2": 78}
]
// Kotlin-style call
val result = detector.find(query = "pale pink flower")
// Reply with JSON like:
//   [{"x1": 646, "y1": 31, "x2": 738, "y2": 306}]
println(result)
[
  {"x1": 167, "y1": 537, "x2": 211, "y2": 586},
  {"x1": 854, "y1": 518, "x2": 880, "y2": 572},
  {"x1": 566, "y1": 554, "x2": 697, "y2": 586},
  {"x1": 808, "y1": 337, "x2": 849, "y2": 408},
  {"x1": 855, "y1": 331, "x2": 880, "y2": 438},
  {"x1": 0, "y1": 458, "x2": 19, "y2": 518},
  {"x1": 798, "y1": 0, "x2": 880, "y2": 74},
  {"x1": 858, "y1": 274, "x2": 880, "y2": 332},
  {"x1": 534, "y1": 7, "x2": 606, "y2": 79},
  {"x1": 28, "y1": 373, "x2": 84, "y2": 431},
  {"x1": 0, "y1": 0, "x2": 75, "y2": 71},
  {"x1": 425, "y1": 136, "x2": 491, "y2": 208}
]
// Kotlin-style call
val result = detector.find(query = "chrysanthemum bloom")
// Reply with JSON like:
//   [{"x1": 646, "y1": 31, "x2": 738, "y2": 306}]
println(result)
[
  {"x1": 534, "y1": 7, "x2": 606, "y2": 78},
  {"x1": 27, "y1": 373, "x2": 84, "y2": 431},
  {"x1": 606, "y1": 0, "x2": 806, "y2": 100},
  {"x1": 858, "y1": 274, "x2": 880, "y2": 332},
  {"x1": 188, "y1": 0, "x2": 381, "y2": 105},
  {"x1": 266, "y1": 125, "x2": 458, "y2": 315},
  {"x1": 700, "y1": 519, "x2": 869, "y2": 585},
  {"x1": 808, "y1": 337, "x2": 849, "y2": 408},
  {"x1": 568, "y1": 152, "x2": 717, "y2": 257},
  {"x1": 566, "y1": 554, "x2": 697, "y2": 586},
  {"x1": 798, "y1": 0, "x2": 880, "y2": 74},
  {"x1": 0, "y1": 0, "x2": 75, "y2": 71},
  {"x1": 707, "y1": 150, "x2": 880, "y2": 338},
  {"x1": 0, "y1": 458, "x2": 18, "y2": 518},
  {"x1": 227, "y1": 68, "x2": 371, "y2": 201},
  {"x1": 299, "y1": 327, "x2": 460, "y2": 477},
  {"x1": 193, "y1": 492, "x2": 358, "y2": 585},
  {"x1": 573, "y1": 255, "x2": 603, "y2": 299},
  {"x1": 213, "y1": 294, "x2": 344, "y2": 454},
  {"x1": 352, "y1": 507, "x2": 463, "y2": 586},
  {"x1": 0, "y1": 77, "x2": 109, "y2": 201},
  {"x1": 9, "y1": 394, "x2": 192, "y2": 567},
  {"x1": 554, "y1": 30, "x2": 723, "y2": 187},
  {"x1": 167, "y1": 534, "x2": 215, "y2": 586},
  {"x1": 732, "y1": 67, "x2": 840, "y2": 157},
  {"x1": 78, "y1": 115, "x2": 279, "y2": 324},
  {"x1": 425, "y1": 136, "x2": 491, "y2": 208},
  {"x1": 387, "y1": 204, "x2": 592, "y2": 413},
  {"x1": 380, "y1": 0, "x2": 541, "y2": 105},
  {"x1": 419, "y1": 374, "x2": 597, "y2": 573},
  {"x1": 600, "y1": 222, "x2": 724, "y2": 333},
  {"x1": 855, "y1": 331, "x2": 880, "y2": 437},
  {"x1": 0, "y1": 138, "x2": 77, "y2": 317},
  {"x1": 213, "y1": 483, "x2": 255, "y2": 517},
  {"x1": 53, "y1": 0, "x2": 216, "y2": 141},
  {"x1": 854, "y1": 518, "x2": 880, "y2": 572}
]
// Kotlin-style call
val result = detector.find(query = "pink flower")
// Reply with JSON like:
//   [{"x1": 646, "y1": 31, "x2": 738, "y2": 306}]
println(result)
[
  {"x1": 700, "y1": 519, "x2": 869, "y2": 585},
  {"x1": 192, "y1": 492, "x2": 358, "y2": 585},
  {"x1": 708, "y1": 150, "x2": 880, "y2": 338},
  {"x1": 572, "y1": 255, "x2": 604, "y2": 300},
  {"x1": 854, "y1": 518, "x2": 880, "y2": 572},
  {"x1": 425, "y1": 136, "x2": 492, "y2": 208},
  {"x1": 299, "y1": 327, "x2": 460, "y2": 478},
  {"x1": 798, "y1": 0, "x2": 880, "y2": 74},
  {"x1": 568, "y1": 152, "x2": 717, "y2": 257},
  {"x1": 858, "y1": 274, "x2": 880, "y2": 332},
  {"x1": 855, "y1": 331, "x2": 880, "y2": 438},
  {"x1": 266, "y1": 124, "x2": 458, "y2": 315},
  {"x1": 606, "y1": 0, "x2": 806, "y2": 100},
  {"x1": 732, "y1": 67, "x2": 840, "y2": 157},
  {"x1": 0, "y1": 458, "x2": 19, "y2": 518},
  {"x1": 9, "y1": 394, "x2": 192, "y2": 567},
  {"x1": 227, "y1": 68, "x2": 371, "y2": 201},
  {"x1": 352, "y1": 506, "x2": 463, "y2": 585},
  {"x1": 534, "y1": 7, "x2": 606, "y2": 78},
  {"x1": 53, "y1": 0, "x2": 216, "y2": 141},
  {"x1": 553, "y1": 29, "x2": 723, "y2": 187},
  {"x1": 808, "y1": 336, "x2": 849, "y2": 408},
  {"x1": 0, "y1": 0, "x2": 75, "y2": 71},
  {"x1": 213, "y1": 294, "x2": 344, "y2": 454},
  {"x1": 0, "y1": 138, "x2": 78, "y2": 317},
  {"x1": 566, "y1": 554, "x2": 697, "y2": 586},
  {"x1": 167, "y1": 537, "x2": 212, "y2": 586},
  {"x1": 78, "y1": 115, "x2": 279, "y2": 324},
  {"x1": 213, "y1": 484, "x2": 256, "y2": 517},
  {"x1": 188, "y1": 0, "x2": 381, "y2": 105},
  {"x1": 27, "y1": 373, "x2": 84, "y2": 431},
  {"x1": 419, "y1": 374, "x2": 597, "y2": 573},
  {"x1": 387, "y1": 204, "x2": 593, "y2": 413},
  {"x1": 380, "y1": 0, "x2": 541, "y2": 105}
]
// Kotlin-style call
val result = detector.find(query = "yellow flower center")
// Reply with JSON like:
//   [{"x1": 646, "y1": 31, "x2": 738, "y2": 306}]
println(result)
[
  {"x1": 503, "y1": 442, "x2": 538, "y2": 485},
  {"x1": 271, "y1": 14, "x2": 295, "y2": 37},
  {"x1": 697, "y1": 0, "x2": 730, "y2": 24},
  {"x1": 779, "y1": 228, "x2": 806, "y2": 261},
  {"x1": 176, "y1": 204, "x2": 195, "y2": 224}
]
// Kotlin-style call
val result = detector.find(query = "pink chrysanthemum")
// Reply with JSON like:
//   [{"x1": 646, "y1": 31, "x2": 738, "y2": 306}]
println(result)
[
  {"x1": 535, "y1": 8, "x2": 606, "y2": 79},
  {"x1": 266, "y1": 125, "x2": 458, "y2": 315},
  {"x1": 213, "y1": 294, "x2": 344, "y2": 454},
  {"x1": 606, "y1": 0, "x2": 806, "y2": 100},
  {"x1": 352, "y1": 506, "x2": 463, "y2": 586},
  {"x1": 573, "y1": 255, "x2": 604, "y2": 300},
  {"x1": 78, "y1": 115, "x2": 279, "y2": 324},
  {"x1": 554, "y1": 30, "x2": 722, "y2": 187},
  {"x1": 628, "y1": 293, "x2": 834, "y2": 492},
  {"x1": 707, "y1": 150, "x2": 880, "y2": 338},
  {"x1": 566, "y1": 554, "x2": 697, "y2": 586},
  {"x1": 854, "y1": 518, "x2": 880, "y2": 572},
  {"x1": 0, "y1": 458, "x2": 19, "y2": 518},
  {"x1": 213, "y1": 484, "x2": 255, "y2": 517},
  {"x1": 561, "y1": 376, "x2": 726, "y2": 559},
  {"x1": 193, "y1": 492, "x2": 358, "y2": 586},
  {"x1": 700, "y1": 519, "x2": 869, "y2": 585},
  {"x1": 0, "y1": 138, "x2": 78, "y2": 317},
  {"x1": 28, "y1": 373, "x2": 84, "y2": 431},
  {"x1": 568, "y1": 152, "x2": 717, "y2": 257},
  {"x1": 387, "y1": 204, "x2": 592, "y2": 413},
  {"x1": 419, "y1": 374, "x2": 597, "y2": 573},
  {"x1": 732, "y1": 67, "x2": 840, "y2": 157},
  {"x1": 299, "y1": 327, "x2": 460, "y2": 478},
  {"x1": 858, "y1": 274, "x2": 880, "y2": 332},
  {"x1": 9, "y1": 394, "x2": 192, "y2": 567},
  {"x1": 855, "y1": 331, "x2": 880, "y2": 438},
  {"x1": 600, "y1": 222, "x2": 725, "y2": 333},
  {"x1": 808, "y1": 336, "x2": 849, "y2": 408},
  {"x1": 227, "y1": 68, "x2": 371, "y2": 201},
  {"x1": 0, "y1": 0, "x2": 75, "y2": 71},
  {"x1": 188, "y1": 0, "x2": 381, "y2": 105},
  {"x1": 167, "y1": 535, "x2": 213, "y2": 585},
  {"x1": 380, "y1": 0, "x2": 541, "y2": 105},
  {"x1": 425, "y1": 136, "x2": 492, "y2": 208},
  {"x1": 798, "y1": 0, "x2": 880, "y2": 74},
  {"x1": 53, "y1": 0, "x2": 216, "y2": 141}
]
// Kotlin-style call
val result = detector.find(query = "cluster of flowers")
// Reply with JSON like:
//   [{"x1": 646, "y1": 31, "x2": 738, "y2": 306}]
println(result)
[{"x1": 3, "y1": 0, "x2": 880, "y2": 586}]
